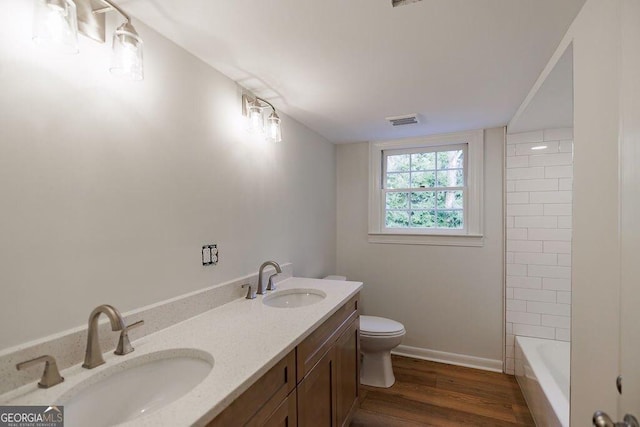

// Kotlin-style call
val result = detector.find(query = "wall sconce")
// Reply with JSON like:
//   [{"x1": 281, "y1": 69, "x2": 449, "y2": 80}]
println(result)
[
  {"x1": 242, "y1": 94, "x2": 282, "y2": 143},
  {"x1": 33, "y1": 0, "x2": 79, "y2": 54},
  {"x1": 32, "y1": 0, "x2": 144, "y2": 81}
]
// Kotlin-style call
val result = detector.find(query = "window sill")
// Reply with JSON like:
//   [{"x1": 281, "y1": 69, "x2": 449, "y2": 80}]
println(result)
[{"x1": 367, "y1": 233, "x2": 484, "y2": 247}]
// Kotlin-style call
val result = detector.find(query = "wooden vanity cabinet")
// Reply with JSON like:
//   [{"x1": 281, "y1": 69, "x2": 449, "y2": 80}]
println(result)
[
  {"x1": 296, "y1": 294, "x2": 359, "y2": 382},
  {"x1": 298, "y1": 318, "x2": 360, "y2": 427},
  {"x1": 297, "y1": 347, "x2": 337, "y2": 426},
  {"x1": 334, "y1": 318, "x2": 360, "y2": 425},
  {"x1": 209, "y1": 292, "x2": 360, "y2": 427},
  {"x1": 254, "y1": 390, "x2": 297, "y2": 427},
  {"x1": 208, "y1": 351, "x2": 296, "y2": 427},
  {"x1": 296, "y1": 293, "x2": 359, "y2": 427}
]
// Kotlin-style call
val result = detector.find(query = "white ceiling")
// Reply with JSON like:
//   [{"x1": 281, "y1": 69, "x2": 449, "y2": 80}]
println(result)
[{"x1": 122, "y1": 0, "x2": 585, "y2": 143}]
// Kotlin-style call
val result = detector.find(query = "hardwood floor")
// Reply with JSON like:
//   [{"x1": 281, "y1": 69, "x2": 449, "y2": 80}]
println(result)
[{"x1": 350, "y1": 355, "x2": 535, "y2": 427}]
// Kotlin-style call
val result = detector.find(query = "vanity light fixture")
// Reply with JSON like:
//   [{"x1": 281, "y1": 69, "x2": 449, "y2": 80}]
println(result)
[
  {"x1": 247, "y1": 98, "x2": 265, "y2": 135},
  {"x1": 266, "y1": 111, "x2": 282, "y2": 143},
  {"x1": 242, "y1": 94, "x2": 283, "y2": 143},
  {"x1": 531, "y1": 145, "x2": 548, "y2": 151},
  {"x1": 108, "y1": 19, "x2": 144, "y2": 80},
  {"x1": 32, "y1": 0, "x2": 144, "y2": 81},
  {"x1": 33, "y1": 0, "x2": 79, "y2": 54}
]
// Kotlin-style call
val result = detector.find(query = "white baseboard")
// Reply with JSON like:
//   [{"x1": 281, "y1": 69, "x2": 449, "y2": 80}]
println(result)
[{"x1": 392, "y1": 345, "x2": 503, "y2": 373}]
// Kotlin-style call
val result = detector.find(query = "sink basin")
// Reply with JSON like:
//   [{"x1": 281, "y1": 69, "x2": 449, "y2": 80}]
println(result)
[
  {"x1": 60, "y1": 349, "x2": 213, "y2": 427},
  {"x1": 263, "y1": 288, "x2": 327, "y2": 308}
]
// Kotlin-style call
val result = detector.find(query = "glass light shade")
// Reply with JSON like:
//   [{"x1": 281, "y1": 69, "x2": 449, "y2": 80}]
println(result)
[
  {"x1": 110, "y1": 22, "x2": 144, "y2": 81},
  {"x1": 266, "y1": 112, "x2": 282, "y2": 142},
  {"x1": 33, "y1": 0, "x2": 79, "y2": 54},
  {"x1": 247, "y1": 103, "x2": 264, "y2": 135}
]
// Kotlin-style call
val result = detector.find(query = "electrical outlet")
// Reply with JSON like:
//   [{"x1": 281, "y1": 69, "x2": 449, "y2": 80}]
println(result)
[
  {"x1": 210, "y1": 244, "x2": 218, "y2": 265},
  {"x1": 202, "y1": 244, "x2": 218, "y2": 266},
  {"x1": 201, "y1": 246, "x2": 211, "y2": 266}
]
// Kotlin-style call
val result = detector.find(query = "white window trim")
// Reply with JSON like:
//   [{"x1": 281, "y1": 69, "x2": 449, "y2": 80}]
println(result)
[{"x1": 368, "y1": 129, "x2": 484, "y2": 246}]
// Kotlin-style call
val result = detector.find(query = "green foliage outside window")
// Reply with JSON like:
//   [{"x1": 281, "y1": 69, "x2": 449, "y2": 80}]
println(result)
[{"x1": 384, "y1": 149, "x2": 464, "y2": 229}]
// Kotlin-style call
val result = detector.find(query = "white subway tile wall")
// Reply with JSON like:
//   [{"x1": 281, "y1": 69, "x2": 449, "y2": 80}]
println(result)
[{"x1": 505, "y1": 129, "x2": 573, "y2": 374}]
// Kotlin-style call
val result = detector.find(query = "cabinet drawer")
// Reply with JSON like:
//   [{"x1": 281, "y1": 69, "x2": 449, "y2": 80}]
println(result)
[
  {"x1": 297, "y1": 294, "x2": 359, "y2": 383},
  {"x1": 249, "y1": 390, "x2": 297, "y2": 427},
  {"x1": 208, "y1": 350, "x2": 296, "y2": 426}
]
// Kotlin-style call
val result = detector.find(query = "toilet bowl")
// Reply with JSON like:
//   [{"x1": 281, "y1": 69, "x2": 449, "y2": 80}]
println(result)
[{"x1": 322, "y1": 276, "x2": 406, "y2": 388}]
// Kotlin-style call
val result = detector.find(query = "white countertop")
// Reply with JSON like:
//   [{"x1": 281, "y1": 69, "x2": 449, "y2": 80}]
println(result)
[{"x1": 0, "y1": 277, "x2": 362, "y2": 426}]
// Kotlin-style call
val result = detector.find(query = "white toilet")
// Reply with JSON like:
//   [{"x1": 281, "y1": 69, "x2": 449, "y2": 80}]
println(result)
[{"x1": 323, "y1": 275, "x2": 406, "y2": 388}]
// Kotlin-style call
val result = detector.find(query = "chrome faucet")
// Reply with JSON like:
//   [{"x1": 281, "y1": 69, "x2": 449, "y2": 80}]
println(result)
[
  {"x1": 82, "y1": 304, "x2": 126, "y2": 369},
  {"x1": 257, "y1": 260, "x2": 282, "y2": 294}
]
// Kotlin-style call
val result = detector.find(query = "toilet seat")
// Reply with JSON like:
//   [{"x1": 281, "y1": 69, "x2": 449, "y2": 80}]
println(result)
[{"x1": 360, "y1": 315, "x2": 405, "y2": 337}]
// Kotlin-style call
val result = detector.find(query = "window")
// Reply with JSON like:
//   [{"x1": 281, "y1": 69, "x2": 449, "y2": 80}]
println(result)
[
  {"x1": 384, "y1": 146, "x2": 466, "y2": 230},
  {"x1": 369, "y1": 130, "x2": 484, "y2": 246}
]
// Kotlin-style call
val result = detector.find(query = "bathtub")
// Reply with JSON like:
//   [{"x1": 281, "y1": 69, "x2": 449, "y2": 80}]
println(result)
[{"x1": 515, "y1": 336, "x2": 570, "y2": 427}]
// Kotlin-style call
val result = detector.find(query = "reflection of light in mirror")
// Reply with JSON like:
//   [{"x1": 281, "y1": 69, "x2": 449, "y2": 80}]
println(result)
[{"x1": 531, "y1": 145, "x2": 548, "y2": 150}]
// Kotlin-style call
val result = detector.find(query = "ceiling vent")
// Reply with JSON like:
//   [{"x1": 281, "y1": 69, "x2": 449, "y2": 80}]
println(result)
[
  {"x1": 386, "y1": 114, "x2": 420, "y2": 126},
  {"x1": 392, "y1": 0, "x2": 423, "y2": 7}
]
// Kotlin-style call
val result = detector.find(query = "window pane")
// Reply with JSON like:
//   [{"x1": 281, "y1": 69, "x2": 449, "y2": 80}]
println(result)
[
  {"x1": 386, "y1": 192, "x2": 409, "y2": 209},
  {"x1": 437, "y1": 150, "x2": 464, "y2": 169},
  {"x1": 437, "y1": 210, "x2": 464, "y2": 229},
  {"x1": 386, "y1": 211, "x2": 410, "y2": 228},
  {"x1": 386, "y1": 154, "x2": 410, "y2": 172},
  {"x1": 410, "y1": 211, "x2": 436, "y2": 228},
  {"x1": 437, "y1": 191, "x2": 464, "y2": 209},
  {"x1": 410, "y1": 191, "x2": 435, "y2": 209},
  {"x1": 411, "y1": 152, "x2": 435, "y2": 171},
  {"x1": 386, "y1": 172, "x2": 410, "y2": 189},
  {"x1": 410, "y1": 171, "x2": 435, "y2": 188},
  {"x1": 436, "y1": 169, "x2": 464, "y2": 187}
]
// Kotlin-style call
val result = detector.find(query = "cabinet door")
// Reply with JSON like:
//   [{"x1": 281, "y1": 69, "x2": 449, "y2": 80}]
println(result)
[
  {"x1": 261, "y1": 390, "x2": 297, "y2": 427},
  {"x1": 298, "y1": 347, "x2": 337, "y2": 427},
  {"x1": 335, "y1": 318, "x2": 360, "y2": 427}
]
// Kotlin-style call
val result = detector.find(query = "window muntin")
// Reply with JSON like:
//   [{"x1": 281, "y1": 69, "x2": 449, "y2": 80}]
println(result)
[
  {"x1": 368, "y1": 130, "x2": 484, "y2": 246},
  {"x1": 382, "y1": 145, "x2": 467, "y2": 231}
]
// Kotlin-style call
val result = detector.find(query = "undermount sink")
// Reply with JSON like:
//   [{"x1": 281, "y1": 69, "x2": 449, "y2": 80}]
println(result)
[
  {"x1": 59, "y1": 349, "x2": 213, "y2": 427},
  {"x1": 263, "y1": 288, "x2": 327, "y2": 308}
]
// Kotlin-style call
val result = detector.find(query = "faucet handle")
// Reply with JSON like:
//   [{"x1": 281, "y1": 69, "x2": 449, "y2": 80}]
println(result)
[
  {"x1": 115, "y1": 320, "x2": 144, "y2": 356},
  {"x1": 242, "y1": 283, "x2": 256, "y2": 299},
  {"x1": 16, "y1": 355, "x2": 64, "y2": 389},
  {"x1": 266, "y1": 273, "x2": 280, "y2": 291}
]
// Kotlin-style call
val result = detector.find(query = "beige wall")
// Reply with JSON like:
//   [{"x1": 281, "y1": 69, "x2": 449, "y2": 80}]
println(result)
[
  {"x1": 0, "y1": 2, "x2": 336, "y2": 350},
  {"x1": 336, "y1": 128, "x2": 504, "y2": 362}
]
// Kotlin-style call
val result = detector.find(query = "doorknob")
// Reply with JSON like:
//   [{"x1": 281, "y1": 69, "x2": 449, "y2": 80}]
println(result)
[
  {"x1": 594, "y1": 411, "x2": 615, "y2": 427},
  {"x1": 593, "y1": 411, "x2": 640, "y2": 427}
]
